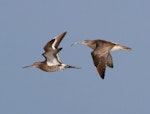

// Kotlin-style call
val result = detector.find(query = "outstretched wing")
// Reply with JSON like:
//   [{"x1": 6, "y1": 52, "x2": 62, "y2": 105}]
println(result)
[
  {"x1": 42, "y1": 48, "x2": 62, "y2": 66},
  {"x1": 43, "y1": 32, "x2": 67, "y2": 51},
  {"x1": 91, "y1": 42, "x2": 113, "y2": 79},
  {"x1": 42, "y1": 32, "x2": 67, "y2": 66},
  {"x1": 52, "y1": 32, "x2": 67, "y2": 49},
  {"x1": 43, "y1": 39, "x2": 55, "y2": 52},
  {"x1": 91, "y1": 50, "x2": 108, "y2": 79}
]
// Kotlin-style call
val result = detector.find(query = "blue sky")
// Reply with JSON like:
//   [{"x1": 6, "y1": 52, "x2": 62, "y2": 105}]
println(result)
[{"x1": 0, "y1": 0, "x2": 150, "y2": 113}]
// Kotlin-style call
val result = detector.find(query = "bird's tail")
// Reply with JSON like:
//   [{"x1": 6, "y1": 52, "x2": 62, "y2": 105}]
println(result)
[
  {"x1": 120, "y1": 45, "x2": 132, "y2": 50},
  {"x1": 111, "y1": 44, "x2": 132, "y2": 51},
  {"x1": 66, "y1": 65, "x2": 81, "y2": 69}
]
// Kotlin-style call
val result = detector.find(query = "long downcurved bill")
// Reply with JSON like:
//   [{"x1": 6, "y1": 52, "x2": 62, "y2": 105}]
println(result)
[{"x1": 71, "y1": 42, "x2": 83, "y2": 46}]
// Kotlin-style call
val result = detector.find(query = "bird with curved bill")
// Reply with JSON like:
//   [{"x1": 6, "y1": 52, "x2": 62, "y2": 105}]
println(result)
[{"x1": 72, "y1": 39, "x2": 132, "y2": 79}]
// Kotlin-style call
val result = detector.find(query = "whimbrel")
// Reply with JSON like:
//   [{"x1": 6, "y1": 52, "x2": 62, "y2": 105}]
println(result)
[{"x1": 72, "y1": 39, "x2": 132, "y2": 79}]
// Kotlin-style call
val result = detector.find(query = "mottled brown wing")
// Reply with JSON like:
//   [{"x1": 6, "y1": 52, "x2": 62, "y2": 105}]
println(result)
[
  {"x1": 43, "y1": 32, "x2": 67, "y2": 51},
  {"x1": 43, "y1": 39, "x2": 55, "y2": 52},
  {"x1": 91, "y1": 50, "x2": 107, "y2": 79},
  {"x1": 107, "y1": 53, "x2": 113, "y2": 68},
  {"x1": 53, "y1": 32, "x2": 67, "y2": 49},
  {"x1": 91, "y1": 42, "x2": 114, "y2": 79},
  {"x1": 96, "y1": 57, "x2": 107, "y2": 79}
]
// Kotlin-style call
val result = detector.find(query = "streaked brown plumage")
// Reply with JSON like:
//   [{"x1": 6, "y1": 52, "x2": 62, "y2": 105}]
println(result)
[
  {"x1": 23, "y1": 32, "x2": 80, "y2": 72},
  {"x1": 72, "y1": 39, "x2": 132, "y2": 79}
]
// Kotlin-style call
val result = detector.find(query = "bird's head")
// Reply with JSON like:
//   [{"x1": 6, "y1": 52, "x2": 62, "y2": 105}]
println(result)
[{"x1": 71, "y1": 40, "x2": 96, "y2": 49}]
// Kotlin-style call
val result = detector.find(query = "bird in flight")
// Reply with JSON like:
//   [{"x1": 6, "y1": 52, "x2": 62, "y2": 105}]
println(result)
[
  {"x1": 23, "y1": 32, "x2": 80, "y2": 72},
  {"x1": 72, "y1": 39, "x2": 132, "y2": 79}
]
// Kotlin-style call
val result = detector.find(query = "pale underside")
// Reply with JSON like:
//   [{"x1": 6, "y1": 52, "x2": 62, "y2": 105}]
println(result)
[
  {"x1": 44, "y1": 51, "x2": 61, "y2": 66},
  {"x1": 43, "y1": 35, "x2": 64, "y2": 66}
]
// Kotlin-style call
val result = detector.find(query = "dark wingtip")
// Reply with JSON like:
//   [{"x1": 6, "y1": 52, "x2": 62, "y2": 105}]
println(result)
[
  {"x1": 101, "y1": 76, "x2": 105, "y2": 79},
  {"x1": 58, "y1": 47, "x2": 62, "y2": 51},
  {"x1": 109, "y1": 65, "x2": 113, "y2": 68},
  {"x1": 96, "y1": 67, "x2": 105, "y2": 79},
  {"x1": 63, "y1": 31, "x2": 67, "y2": 35},
  {"x1": 98, "y1": 71, "x2": 105, "y2": 79},
  {"x1": 99, "y1": 73, "x2": 105, "y2": 79}
]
